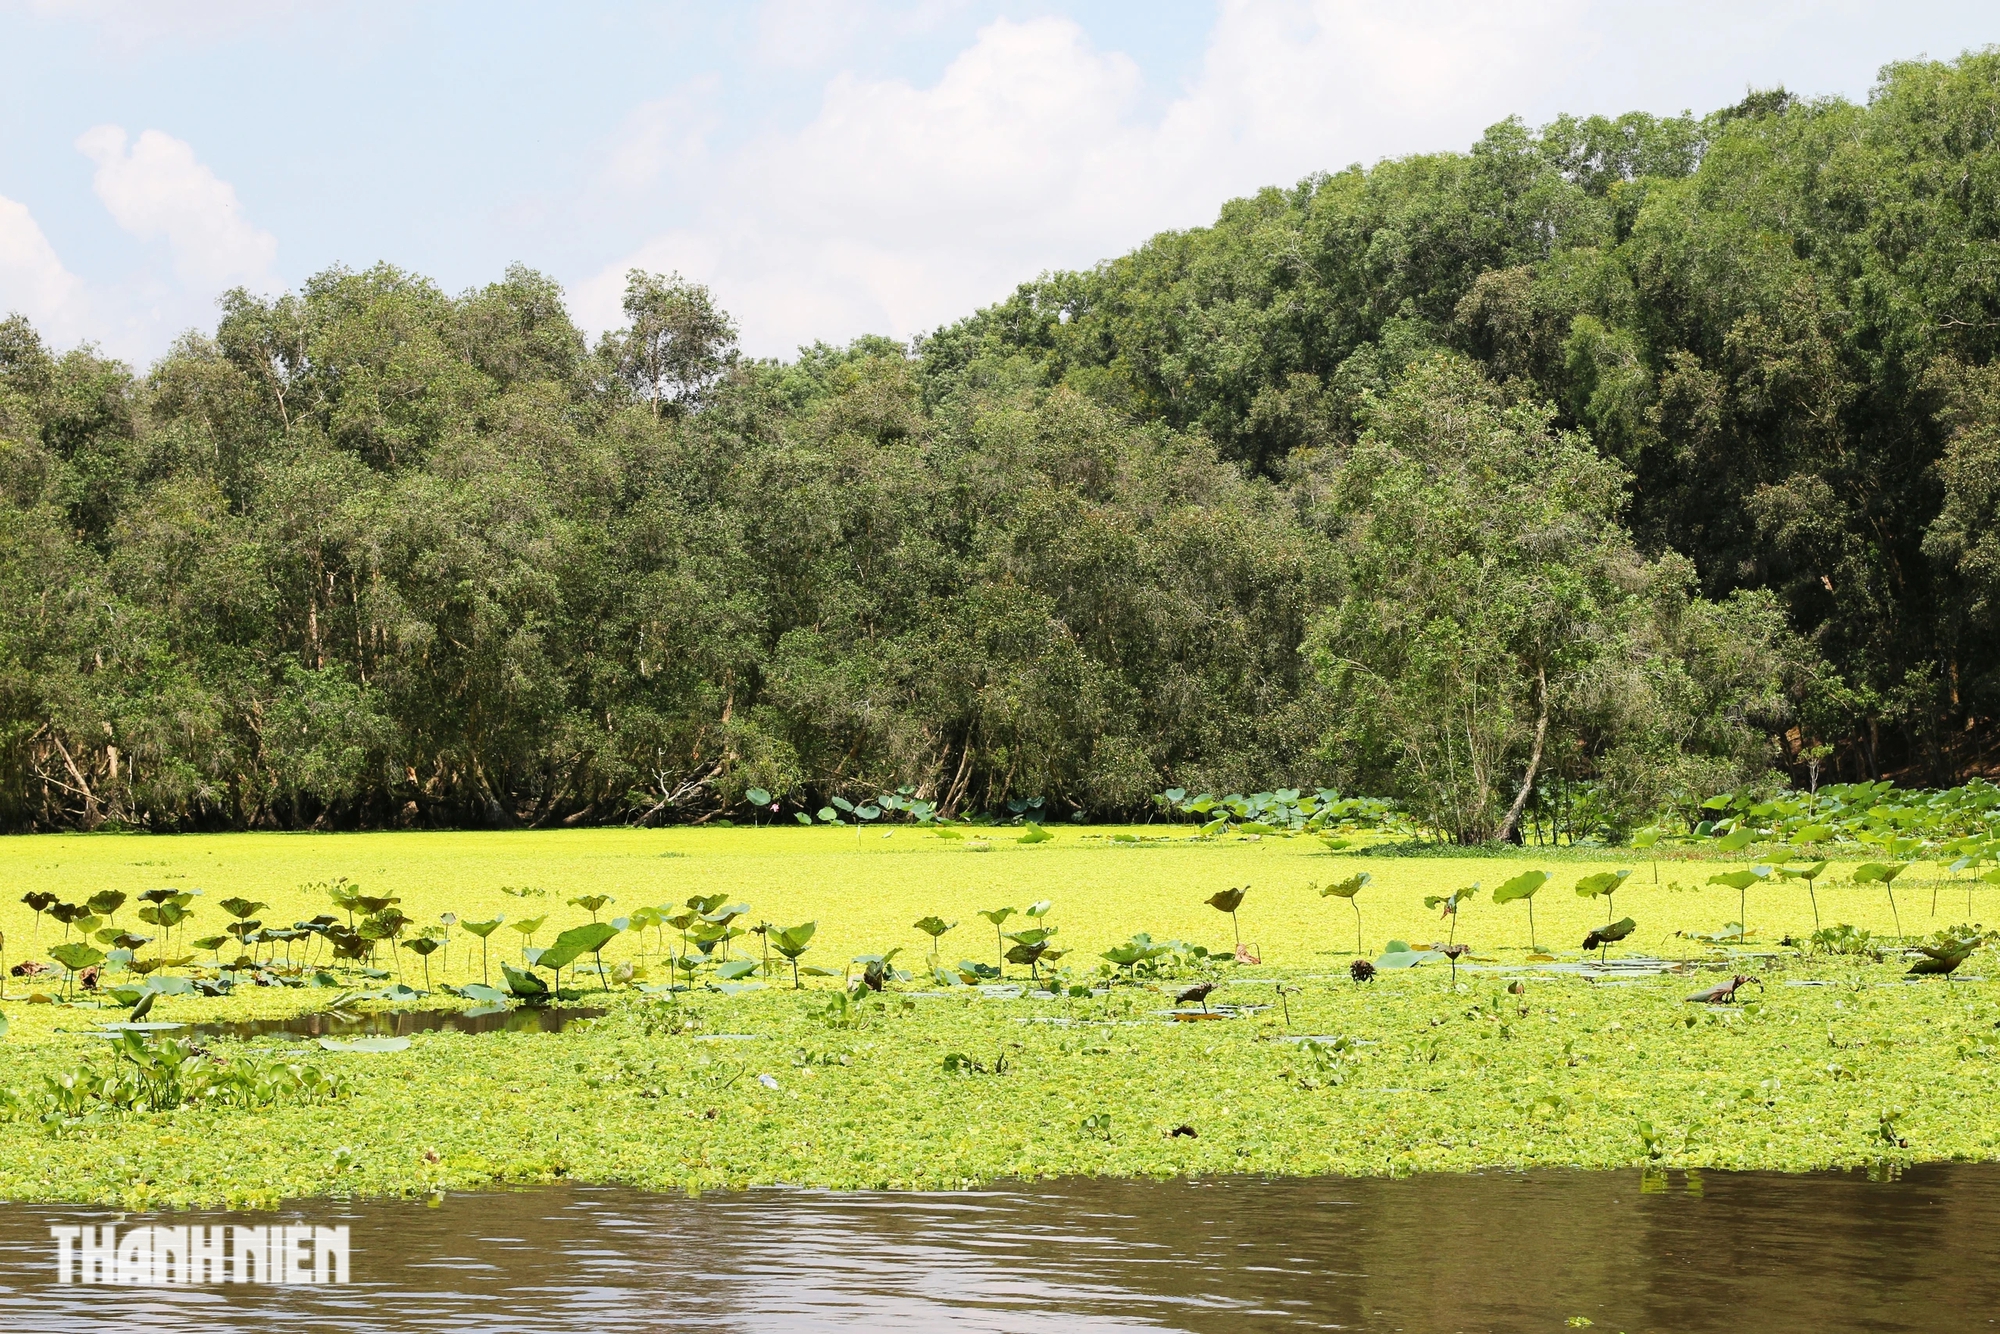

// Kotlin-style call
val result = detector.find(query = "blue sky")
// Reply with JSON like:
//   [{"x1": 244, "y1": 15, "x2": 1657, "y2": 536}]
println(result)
[{"x1": 1, "y1": 1, "x2": 1994, "y2": 364}]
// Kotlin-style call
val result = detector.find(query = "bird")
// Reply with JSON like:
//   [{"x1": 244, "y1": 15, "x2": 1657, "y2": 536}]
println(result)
[
  {"x1": 1176, "y1": 981, "x2": 1219, "y2": 1012},
  {"x1": 1909, "y1": 939, "x2": 1979, "y2": 977},
  {"x1": 1685, "y1": 975, "x2": 1760, "y2": 1004},
  {"x1": 1350, "y1": 959, "x2": 1377, "y2": 984}
]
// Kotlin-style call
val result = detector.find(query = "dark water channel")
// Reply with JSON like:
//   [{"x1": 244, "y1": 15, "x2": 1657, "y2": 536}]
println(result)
[
  {"x1": 3, "y1": 1165, "x2": 1995, "y2": 1333},
  {"x1": 181, "y1": 1007, "x2": 605, "y2": 1041}
]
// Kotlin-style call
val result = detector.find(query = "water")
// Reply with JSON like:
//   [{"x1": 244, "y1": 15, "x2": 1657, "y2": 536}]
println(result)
[
  {"x1": 2, "y1": 1166, "x2": 1993, "y2": 1332},
  {"x1": 178, "y1": 1007, "x2": 605, "y2": 1041}
]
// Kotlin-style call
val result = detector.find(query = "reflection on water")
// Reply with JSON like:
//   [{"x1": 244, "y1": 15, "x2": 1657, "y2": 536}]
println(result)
[
  {"x1": 1, "y1": 1165, "x2": 1992, "y2": 1332},
  {"x1": 184, "y1": 1007, "x2": 604, "y2": 1041}
]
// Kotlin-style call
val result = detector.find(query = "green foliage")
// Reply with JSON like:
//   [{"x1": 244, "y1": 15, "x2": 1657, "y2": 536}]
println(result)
[
  {"x1": 1492, "y1": 871, "x2": 1548, "y2": 905},
  {"x1": 1573, "y1": 871, "x2": 1629, "y2": 900},
  {"x1": 769, "y1": 923, "x2": 818, "y2": 988},
  {"x1": 1582, "y1": 917, "x2": 1636, "y2": 952},
  {"x1": 1493, "y1": 870, "x2": 1550, "y2": 950},
  {"x1": 1373, "y1": 940, "x2": 1439, "y2": 970},
  {"x1": 51, "y1": 60, "x2": 2000, "y2": 836}
]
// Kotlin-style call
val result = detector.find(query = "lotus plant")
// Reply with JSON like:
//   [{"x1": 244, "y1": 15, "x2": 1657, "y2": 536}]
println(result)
[
  {"x1": 402, "y1": 936, "x2": 442, "y2": 992},
  {"x1": 509, "y1": 915, "x2": 547, "y2": 961},
  {"x1": 978, "y1": 908, "x2": 1016, "y2": 974},
  {"x1": 1206, "y1": 886, "x2": 1248, "y2": 950},
  {"x1": 1492, "y1": 871, "x2": 1550, "y2": 952},
  {"x1": 461, "y1": 917, "x2": 504, "y2": 984},
  {"x1": 20, "y1": 892, "x2": 55, "y2": 948},
  {"x1": 913, "y1": 916, "x2": 957, "y2": 970},
  {"x1": 1319, "y1": 874, "x2": 1368, "y2": 954},
  {"x1": 770, "y1": 922, "x2": 818, "y2": 988},
  {"x1": 1422, "y1": 882, "x2": 1477, "y2": 946},
  {"x1": 1574, "y1": 869, "x2": 1630, "y2": 925},
  {"x1": 1707, "y1": 866, "x2": 1771, "y2": 939},
  {"x1": 1776, "y1": 861, "x2": 1829, "y2": 930},
  {"x1": 1853, "y1": 861, "x2": 1910, "y2": 939}
]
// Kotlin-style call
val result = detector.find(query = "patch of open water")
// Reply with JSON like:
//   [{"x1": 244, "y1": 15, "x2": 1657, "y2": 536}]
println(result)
[
  {"x1": 2, "y1": 1165, "x2": 1995, "y2": 1332},
  {"x1": 180, "y1": 1007, "x2": 607, "y2": 1041}
]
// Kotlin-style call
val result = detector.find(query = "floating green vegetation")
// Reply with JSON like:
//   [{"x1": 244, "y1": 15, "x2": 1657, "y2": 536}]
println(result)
[{"x1": 2, "y1": 827, "x2": 2000, "y2": 1209}]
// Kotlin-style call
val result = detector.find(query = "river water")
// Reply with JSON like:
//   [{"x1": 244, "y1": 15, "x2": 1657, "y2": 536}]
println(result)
[{"x1": 1, "y1": 1165, "x2": 1992, "y2": 1332}]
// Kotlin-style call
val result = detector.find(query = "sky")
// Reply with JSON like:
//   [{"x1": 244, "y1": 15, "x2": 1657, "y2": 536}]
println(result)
[{"x1": 0, "y1": 0, "x2": 1994, "y2": 367}]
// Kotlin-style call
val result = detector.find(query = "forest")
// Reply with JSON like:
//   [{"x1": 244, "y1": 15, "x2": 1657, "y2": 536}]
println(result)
[{"x1": 3, "y1": 51, "x2": 1999, "y2": 838}]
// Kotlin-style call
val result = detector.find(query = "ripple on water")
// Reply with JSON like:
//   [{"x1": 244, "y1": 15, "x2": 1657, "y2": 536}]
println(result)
[{"x1": 0, "y1": 1165, "x2": 1992, "y2": 1332}]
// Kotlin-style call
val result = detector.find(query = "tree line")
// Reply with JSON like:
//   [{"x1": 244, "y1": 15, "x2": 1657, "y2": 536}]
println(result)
[{"x1": 3, "y1": 51, "x2": 1996, "y2": 838}]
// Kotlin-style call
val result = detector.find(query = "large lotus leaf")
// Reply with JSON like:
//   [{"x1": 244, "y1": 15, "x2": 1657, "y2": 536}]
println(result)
[
  {"x1": 1493, "y1": 871, "x2": 1548, "y2": 905},
  {"x1": 1716, "y1": 827, "x2": 1756, "y2": 852},
  {"x1": 771, "y1": 923, "x2": 817, "y2": 957},
  {"x1": 50, "y1": 942, "x2": 105, "y2": 971},
  {"x1": 1575, "y1": 870, "x2": 1630, "y2": 899},
  {"x1": 1374, "y1": 941, "x2": 1439, "y2": 969},
  {"x1": 536, "y1": 941, "x2": 587, "y2": 970},
  {"x1": 1708, "y1": 869, "x2": 1768, "y2": 891},
  {"x1": 1583, "y1": 917, "x2": 1637, "y2": 950},
  {"x1": 500, "y1": 961, "x2": 548, "y2": 997},
  {"x1": 316, "y1": 1036, "x2": 411, "y2": 1053},
  {"x1": 1206, "y1": 888, "x2": 1246, "y2": 913},
  {"x1": 556, "y1": 922, "x2": 620, "y2": 954},
  {"x1": 1321, "y1": 872, "x2": 1369, "y2": 900}
]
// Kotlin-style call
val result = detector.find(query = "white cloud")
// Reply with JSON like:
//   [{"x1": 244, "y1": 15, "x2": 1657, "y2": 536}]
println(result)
[
  {"x1": 0, "y1": 193, "x2": 89, "y2": 342},
  {"x1": 581, "y1": 16, "x2": 1161, "y2": 352},
  {"x1": 578, "y1": 6, "x2": 1607, "y2": 357},
  {"x1": 582, "y1": 0, "x2": 1937, "y2": 360},
  {"x1": 76, "y1": 124, "x2": 279, "y2": 291},
  {"x1": 603, "y1": 77, "x2": 724, "y2": 190}
]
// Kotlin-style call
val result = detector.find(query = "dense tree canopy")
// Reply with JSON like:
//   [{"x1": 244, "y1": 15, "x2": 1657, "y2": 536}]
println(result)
[
  {"x1": 944, "y1": 51, "x2": 2000, "y2": 792},
  {"x1": 3, "y1": 51, "x2": 1995, "y2": 836}
]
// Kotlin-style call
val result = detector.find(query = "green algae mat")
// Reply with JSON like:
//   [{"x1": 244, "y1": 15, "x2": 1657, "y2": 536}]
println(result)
[{"x1": 0, "y1": 826, "x2": 1994, "y2": 1207}]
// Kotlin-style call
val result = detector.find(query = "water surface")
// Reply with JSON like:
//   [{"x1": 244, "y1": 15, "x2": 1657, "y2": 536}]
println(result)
[
  {"x1": 2, "y1": 1165, "x2": 1992, "y2": 1332},
  {"x1": 183, "y1": 1006, "x2": 604, "y2": 1041}
]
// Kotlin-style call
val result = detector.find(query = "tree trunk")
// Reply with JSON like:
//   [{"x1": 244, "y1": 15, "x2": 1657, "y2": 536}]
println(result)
[{"x1": 1496, "y1": 668, "x2": 1548, "y2": 845}]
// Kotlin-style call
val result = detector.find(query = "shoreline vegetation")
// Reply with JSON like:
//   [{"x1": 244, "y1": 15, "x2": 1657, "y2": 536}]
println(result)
[
  {"x1": 2, "y1": 825, "x2": 1996, "y2": 1209},
  {"x1": 8, "y1": 54, "x2": 2000, "y2": 840}
]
